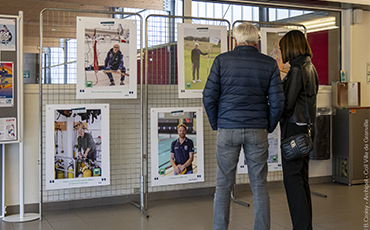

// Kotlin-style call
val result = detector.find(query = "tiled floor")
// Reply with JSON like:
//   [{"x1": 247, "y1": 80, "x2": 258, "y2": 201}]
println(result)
[{"x1": 0, "y1": 183, "x2": 365, "y2": 230}]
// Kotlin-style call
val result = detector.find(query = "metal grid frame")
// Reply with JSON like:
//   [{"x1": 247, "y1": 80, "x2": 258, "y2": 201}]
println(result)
[
  {"x1": 37, "y1": 9, "x2": 309, "y2": 218},
  {"x1": 143, "y1": 15, "x2": 231, "y2": 212},
  {"x1": 39, "y1": 8, "x2": 143, "y2": 216}
]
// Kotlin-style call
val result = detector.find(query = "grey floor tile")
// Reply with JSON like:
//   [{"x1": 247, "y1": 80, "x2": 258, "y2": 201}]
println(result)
[
  {"x1": 73, "y1": 206, "x2": 112, "y2": 219},
  {"x1": 82, "y1": 215, "x2": 121, "y2": 227},
  {"x1": 312, "y1": 224, "x2": 330, "y2": 230},
  {"x1": 48, "y1": 218, "x2": 88, "y2": 230},
  {"x1": 316, "y1": 218, "x2": 363, "y2": 230},
  {"x1": 144, "y1": 226, "x2": 172, "y2": 230},
  {"x1": 12, "y1": 220, "x2": 53, "y2": 230},
  {"x1": 227, "y1": 222, "x2": 253, "y2": 230},
  {"x1": 270, "y1": 222, "x2": 290, "y2": 230},
  {"x1": 89, "y1": 221, "x2": 133, "y2": 230},
  {"x1": 123, "y1": 216, "x2": 165, "y2": 230},
  {"x1": 0, "y1": 221, "x2": 16, "y2": 230},
  {"x1": 42, "y1": 210, "x2": 82, "y2": 222},
  {"x1": 271, "y1": 211, "x2": 292, "y2": 229}
]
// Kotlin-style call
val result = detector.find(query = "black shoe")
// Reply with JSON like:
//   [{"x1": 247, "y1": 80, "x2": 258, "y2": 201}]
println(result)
[
  {"x1": 120, "y1": 81, "x2": 125, "y2": 85},
  {"x1": 109, "y1": 82, "x2": 115, "y2": 86}
]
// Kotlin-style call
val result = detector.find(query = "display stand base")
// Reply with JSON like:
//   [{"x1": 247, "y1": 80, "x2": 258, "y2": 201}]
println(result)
[
  {"x1": 231, "y1": 195, "x2": 250, "y2": 207},
  {"x1": 311, "y1": 191, "x2": 328, "y2": 198},
  {"x1": 231, "y1": 184, "x2": 250, "y2": 207},
  {"x1": 131, "y1": 201, "x2": 149, "y2": 218},
  {"x1": 2, "y1": 213, "x2": 39, "y2": 222}
]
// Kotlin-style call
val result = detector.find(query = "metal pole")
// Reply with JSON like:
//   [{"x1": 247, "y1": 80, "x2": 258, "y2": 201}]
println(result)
[
  {"x1": 38, "y1": 9, "x2": 45, "y2": 221},
  {"x1": 2, "y1": 144, "x2": 5, "y2": 218},
  {"x1": 142, "y1": 13, "x2": 149, "y2": 215},
  {"x1": 19, "y1": 141, "x2": 24, "y2": 218},
  {"x1": 19, "y1": 10, "x2": 24, "y2": 219}
]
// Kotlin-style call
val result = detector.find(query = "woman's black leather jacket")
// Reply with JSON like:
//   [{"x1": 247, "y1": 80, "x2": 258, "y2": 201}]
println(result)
[{"x1": 280, "y1": 54, "x2": 319, "y2": 137}]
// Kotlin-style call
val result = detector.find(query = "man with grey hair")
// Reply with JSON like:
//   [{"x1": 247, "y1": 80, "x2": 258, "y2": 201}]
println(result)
[
  {"x1": 203, "y1": 22, "x2": 284, "y2": 230},
  {"x1": 191, "y1": 42, "x2": 208, "y2": 83}
]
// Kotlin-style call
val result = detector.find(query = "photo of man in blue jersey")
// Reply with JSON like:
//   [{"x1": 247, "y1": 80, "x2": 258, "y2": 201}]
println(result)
[{"x1": 170, "y1": 124, "x2": 194, "y2": 175}]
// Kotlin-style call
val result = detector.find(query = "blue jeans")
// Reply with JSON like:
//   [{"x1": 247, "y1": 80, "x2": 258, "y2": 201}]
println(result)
[{"x1": 214, "y1": 128, "x2": 270, "y2": 230}]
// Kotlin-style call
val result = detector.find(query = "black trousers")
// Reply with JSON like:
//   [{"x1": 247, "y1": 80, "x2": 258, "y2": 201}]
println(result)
[
  {"x1": 192, "y1": 64, "x2": 199, "y2": 80},
  {"x1": 282, "y1": 123, "x2": 313, "y2": 230},
  {"x1": 87, "y1": 149, "x2": 97, "y2": 162}
]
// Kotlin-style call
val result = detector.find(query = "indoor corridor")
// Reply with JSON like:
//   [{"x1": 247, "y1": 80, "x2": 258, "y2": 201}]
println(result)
[{"x1": 0, "y1": 182, "x2": 363, "y2": 230}]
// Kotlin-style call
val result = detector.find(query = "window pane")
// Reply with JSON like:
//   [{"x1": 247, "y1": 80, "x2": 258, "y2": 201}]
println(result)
[
  {"x1": 191, "y1": 2, "x2": 198, "y2": 17},
  {"x1": 175, "y1": 0, "x2": 183, "y2": 16},
  {"x1": 252, "y1": 7, "x2": 259, "y2": 21},
  {"x1": 198, "y1": 2, "x2": 206, "y2": 18},
  {"x1": 205, "y1": 2, "x2": 214, "y2": 18},
  {"x1": 277, "y1": 9, "x2": 289, "y2": 20},
  {"x1": 67, "y1": 39, "x2": 77, "y2": 84},
  {"x1": 269, "y1": 8, "x2": 276, "y2": 22},
  {"x1": 233, "y1": 5, "x2": 241, "y2": 23},
  {"x1": 243, "y1": 6, "x2": 252, "y2": 21},
  {"x1": 290, "y1": 10, "x2": 303, "y2": 17},
  {"x1": 214, "y1": 3, "x2": 222, "y2": 19}
]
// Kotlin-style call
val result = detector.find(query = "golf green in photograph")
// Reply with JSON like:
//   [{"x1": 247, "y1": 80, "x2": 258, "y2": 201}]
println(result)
[{"x1": 183, "y1": 40, "x2": 221, "y2": 90}]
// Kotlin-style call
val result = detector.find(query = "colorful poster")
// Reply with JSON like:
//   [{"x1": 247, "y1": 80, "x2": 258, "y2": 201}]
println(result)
[
  {"x1": 260, "y1": 28, "x2": 291, "y2": 79},
  {"x1": 76, "y1": 17, "x2": 137, "y2": 99},
  {"x1": 45, "y1": 104, "x2": 110, "y2": 190},
  {"x1": 177, "y1": 23, "x2": 227, "y2": 98},
  {"x1": 151, "y1": 107, "x2": 204, "y2": 186},
  {"x1": 0, "y1": 18, "x2": 16, "y2": 51},
  {"x1": 237, "y1": 124, "x2": 282, "y2": 174},
  {"x1": 0, "y1": 117, "x2": 16, "y2": 141},
  {"x1": 0, "y1": 62, "x2": 13, "y2": 107}
]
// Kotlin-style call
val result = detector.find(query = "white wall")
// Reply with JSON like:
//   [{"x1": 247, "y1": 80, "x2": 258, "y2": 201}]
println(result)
[
  {"x1": 5, "y1": 84, "x2": 39, "y2": 205},
  {"x1": 350, "y1": 10, "x2": 370, "y2": 106}
]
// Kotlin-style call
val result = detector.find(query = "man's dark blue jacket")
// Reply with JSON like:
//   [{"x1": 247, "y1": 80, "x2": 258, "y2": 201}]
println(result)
[{"x1": 202, "y1": 45, "x2": 285, "y2": 133}]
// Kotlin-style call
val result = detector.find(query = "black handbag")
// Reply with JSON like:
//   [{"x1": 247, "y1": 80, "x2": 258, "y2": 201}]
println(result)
[
  {"x1": 281, "y1": 67, "x2": 313, "y2": 161},
  {"x1": 281, "y1": 132, "x2": 313, "y2": 161}
]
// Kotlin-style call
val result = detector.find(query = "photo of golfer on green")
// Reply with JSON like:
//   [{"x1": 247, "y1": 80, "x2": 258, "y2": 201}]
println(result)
[{"x1": 177, "y1": 24, "x2": 227, "y2": 98}]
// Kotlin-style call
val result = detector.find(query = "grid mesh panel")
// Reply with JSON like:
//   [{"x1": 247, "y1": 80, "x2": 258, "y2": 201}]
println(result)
[
  {"x1": 40, "y1": 10, "x2": 292, "y2": 203},
  {"x1": 145, "y1": 16, "x2": 212, "y2": 192},
  {"x1": 41, "y1": 9, "x2": 143, "y2": 202},
  {"x1": 144, "y1": 15, "x2": 272, "y2": 193}
]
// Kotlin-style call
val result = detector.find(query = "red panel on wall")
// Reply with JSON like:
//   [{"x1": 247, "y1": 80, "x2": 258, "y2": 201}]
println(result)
[
  {"x1": 307, "y1": 30, "x2": 329, "y2": 85},
  {"x1": 137, "y1": 45, "x2": 178, "y2": 85}
]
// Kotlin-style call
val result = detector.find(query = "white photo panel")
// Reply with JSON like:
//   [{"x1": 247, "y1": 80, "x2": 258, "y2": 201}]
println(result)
[
  {"x1": 76, "y1": 17, "x2": 137, "y2": 99},
  {"x1": 0, "y1": 62, "x2": 14, "y2": 107},
  {"x1": 0, "y1": 18, "x2": 16, "y2": 51},
  {"x1": 177, "y1": 23, "x2": 227, "y2": 98},
  {"x1": 45, "y1": 104, "x2": 110, "y2": 190},
  {"x1": 237, "y1": 124, "x2": 282, "y2": 174},
  {"x1": 151, "y1": 107, "x2": 204, "y2": 186},
  {"x1": 260, "y1": 27, "x2": 292, "y2": 79}
]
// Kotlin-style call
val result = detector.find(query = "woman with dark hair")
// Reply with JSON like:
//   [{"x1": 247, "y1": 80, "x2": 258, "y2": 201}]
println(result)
[{"x1": 279, "y1": 30, "x2": 319, "y2": 230}]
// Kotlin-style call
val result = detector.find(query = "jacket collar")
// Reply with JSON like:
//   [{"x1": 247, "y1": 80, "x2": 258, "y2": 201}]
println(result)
[
  {"x1": 289, "y1": 54, "x2": 311, "y2": 67},
  {"x1": 234, "y1": 45, "x2": 258, "y2": 52}
]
